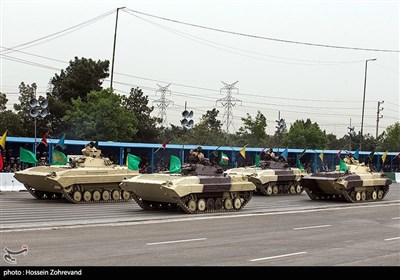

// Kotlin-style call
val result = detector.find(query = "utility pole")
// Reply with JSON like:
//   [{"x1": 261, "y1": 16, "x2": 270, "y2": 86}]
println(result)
[
  {"x1": 216, "y1": 81, "x2": 241, "y2": 133},
  {"x1": 376, "y1": 101, "x2": 384, "y2": 139},
  {"x1": 360, "y1": 58, "x2": 376, "y2": 151},
  {"x1": 110, "y1": 7, "x2": 125, "y2": 90}
]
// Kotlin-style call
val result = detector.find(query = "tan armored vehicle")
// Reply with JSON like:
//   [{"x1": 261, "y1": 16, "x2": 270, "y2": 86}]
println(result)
[
  {"x1": 120, "y1": 162, "x2": 256, "y2": 214},
  {"x1": 225, "y1": 159, "x2": 307, "y2": 196},
  {"x1": 301, "y1": 162, "x2": 391, "y2": 202},
  {"x1": 14, "y1": 149, "x2": 138, "y2": 203}
]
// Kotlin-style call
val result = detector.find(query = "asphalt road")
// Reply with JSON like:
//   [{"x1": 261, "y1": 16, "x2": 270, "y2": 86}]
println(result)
[{"x1": 1, "y1": 184, "x2": 399, "y2": 267}]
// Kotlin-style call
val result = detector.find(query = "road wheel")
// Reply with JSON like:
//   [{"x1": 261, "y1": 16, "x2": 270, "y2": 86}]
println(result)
[
  {"x1": 112, "y1": 190, "x2": 120, "y2": 200},
  {"x1": 233, "y1": 197, "x2": 242, "y2": 209},
  {"x1": 272, "y1": 185, "x2": 279, "y2": 195},
  {"x1": 102, "y1": 190, "x2": 110, "y2": 201},
  {"x1": 355, "y1": 191, "x2": 361, "y2": 201},
  {"x1": 361, "y1": 191, "x2": 366, "y2": 201},
  {"x1": 206, "y1": 198, "x2": 214, "y2": 210},
  {"x1": 290, "y1": 185, "x2": 296, "y2": 194},
  {"x1": 83, "y1": 191, "x2": 91, "y2": 202},
  {"x1": 122, "y1": 190, "x2": 131, "y2": 200},
  {"x1": 188, "y1": 199, "x2": 197, "y2": 212},
  {"x1": 197, "y1": 199, "x2": 206, "y2": 212},
  {"x1": 93, "y1": 190, "x2": 101, "y2": 201},
  {"x1": 296, "y1": 185, "x2": 302, "y2": 194},
  {"x1": 265, "y1": 185, "x2": 273, "y2": 196},
  {"x1": 224, "y1": 198, "x2": 233, "y2": 210},
  {"x1": 371, "y1": 190, "x2": 377, "y2": 200},
  {"x1": 214, "y1": 198, "x2": 223, "y2": 209},
  {"x1": 73, "y1": 191, "x2": 82, "y2": 202},
  {"x1": 377, "y1": 190, "x2": 384, "y2": 200}
]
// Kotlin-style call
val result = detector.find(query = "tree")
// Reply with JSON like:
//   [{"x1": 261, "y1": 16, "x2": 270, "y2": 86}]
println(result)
[
  {"x1": 191, "y1": 108, "x2": 225, "y2": 145},
  {"x1": 123, "y1": 87, "x2": 161, "y2": 143},
  {"x1": 47, "y1": 57, "x2": 110, "y2": 135},
  {"x1": 236, "y1": 111, "x2": 268, "y2": 147},
  {"x1": 63, "y1": 89, "x2": 138, "y2": 141},
  {"x1": 0, "y1": 93, "x2": 8, "y2": 112},
  {"x1": 12, "y1": 82, "x2": 50, "y2": 137},
  {"x1": 380, "y1": 122, "x2": 400, "y2": 151},
  {"x1": 282, "y1": 119, "x2": 327, "y2": 149},
  {"x1": 0, "y1": 110, "x2": 24, "y2": 136},
  {"x1": 325, "y1": 133, "x2": 341, "y2": 150}
]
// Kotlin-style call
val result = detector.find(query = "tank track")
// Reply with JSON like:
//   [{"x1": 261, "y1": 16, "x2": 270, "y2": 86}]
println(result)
[
  {"x1": 178, "y1": 191, "x2": 253, "y2": 214},
  {"x1": 342, "y1": 186, "x2": 390, "y2": 203},
  {"x1": 258, "y1": 181, "x2": 303, "y2": 196},
  {"x1": 131, "y1": 191, "x2": 253, "y2": 214},
  {"x1": 24, "y1": 184, "x2": 63, "y2": 200},
  {"x1": 131, "y1": 193, "x2": 178, "y2": 210},
  {"x1": 305, "y1": 185, "x2": 390, "y2": 203},
  {"x1": 60, "y1": 187, "x2": 132, "y2": 204}
]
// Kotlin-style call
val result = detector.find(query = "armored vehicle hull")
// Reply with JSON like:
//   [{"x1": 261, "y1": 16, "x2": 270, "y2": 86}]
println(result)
[
  {"x1": 14, "y1": 150, "x2": 138, "y2": 203},
  {"x1": 225, "y1": 160, "x2": 307, "y2": 196},
  {"x1": 120, "y1": 163, "x2": 255, "y2": 214},
  {"x1": 301, "y1": 163, "x2": 391, "y2": 203}
]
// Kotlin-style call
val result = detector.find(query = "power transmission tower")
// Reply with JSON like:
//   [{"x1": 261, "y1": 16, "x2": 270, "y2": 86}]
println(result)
[
  {"x1": 216, "y1": 81, "x2": 241, "y2": 133},
  {"x1": 153, "y1": 84, "x2": 173, "y2": 127}
]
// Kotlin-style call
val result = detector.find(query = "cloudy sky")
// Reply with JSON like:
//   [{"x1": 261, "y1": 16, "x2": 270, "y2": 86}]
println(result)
[{"x1": 1, "y1": 0, "x2": 399, "y2": 137}]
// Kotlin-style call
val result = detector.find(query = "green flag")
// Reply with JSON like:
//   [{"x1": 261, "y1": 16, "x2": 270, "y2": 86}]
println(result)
[
  {"x1": 255, "y1": 153, "x2": 260, "y2": 167},
  {"x1": 169, "y1": 155, "x2": 181, "y2": 173},
  {"x1": 296, "y1": 156, "x2": 304, "y2": 170},
  {"x1": 220, "y1": 152, "x2": 229, "y2": 166},
  {"x1": 127, "y1": 154, "x2": 141, "y2": 170},
  {"x1": 20, "y1": 147, "x2": 38, "y2": 164},
  {"x1": 339, "y1": 158, "x2": 348, "y2": 172},
  {"x1": 52, "y1": 149, "x2": 68, "y2": 165}
]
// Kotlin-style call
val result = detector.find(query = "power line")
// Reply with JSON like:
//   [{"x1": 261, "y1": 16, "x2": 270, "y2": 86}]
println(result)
[
  {"x1": 125, "y1": 10, "x2": 365, "y2": 65},
  {"x1": 1, "y1": 9, "x2": 115, "y2": 55},
  {"x1": 126, "y1": 8, "x2": 399, "y2": 53}
]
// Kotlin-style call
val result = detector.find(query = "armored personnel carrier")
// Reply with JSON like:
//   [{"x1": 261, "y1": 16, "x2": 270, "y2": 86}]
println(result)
[
  {"x1": 225, "y1": 159, "x2": 307, "y2": 196},
  {"x1": 301, "y1": 162, "x2": 391, "y2": 203},
  {"x1": 119, "y1": 161, "x2": 256, "y2": 214},
  {"x1": 14, "y1": 149, "x2": 138, "y2": 203}
]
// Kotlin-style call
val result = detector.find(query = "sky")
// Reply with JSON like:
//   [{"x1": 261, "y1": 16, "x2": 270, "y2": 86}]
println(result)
[{"x1": 1, "y1": 0, "x2": 399, "y2": 138}]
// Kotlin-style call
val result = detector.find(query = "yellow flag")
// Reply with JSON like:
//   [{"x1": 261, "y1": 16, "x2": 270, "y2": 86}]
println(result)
[
  {"x1": 0, "y1": 130, "x2": 8, "y2": 150},
  {"x1": 381, "y1": 150, "x2": 388, "y2": 163},
  {"x1": 239, "y1": 144, "x2": 248, "y2": 158},
  {"x1": 319, "y1": 149, "x2": 325, "y2": 161}
]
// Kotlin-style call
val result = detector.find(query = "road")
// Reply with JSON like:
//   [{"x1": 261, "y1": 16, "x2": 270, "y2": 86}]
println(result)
[{"x1": 1, "y1": 184, "x2": 399, "y2": 267}]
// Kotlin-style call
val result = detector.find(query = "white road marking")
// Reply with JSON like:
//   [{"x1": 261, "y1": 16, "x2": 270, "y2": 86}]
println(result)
[
  {"x1": 1, "y1": 201, "x2": 398, "y2": 233},
  {"x1": 384, "y1": 237, "x2": 400, "y2": 241},
  {"x1": 250, "y1": 251, "x2": 307, "y2": 262},
  {"x1": 391, "y1": 217, "x2": 400, "y2": 220},
  {"x1": 146, "y1": 238, "x2": 207, "y2": 246},
  {"x1": 293, "y1": 224, "x2": 332, "y2": 230}
]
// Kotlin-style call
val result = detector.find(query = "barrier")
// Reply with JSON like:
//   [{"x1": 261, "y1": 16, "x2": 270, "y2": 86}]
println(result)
[
  {"x1": 0, "y1": 173, "x2": 26, "y2": 191},
  {"x1": 384, "y1": 172, "x2": 400, "y2": 183}
]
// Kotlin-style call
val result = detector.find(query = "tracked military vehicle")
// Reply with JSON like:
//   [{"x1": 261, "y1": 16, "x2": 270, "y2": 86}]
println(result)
[
  {"x1": 14, "y1": 149, "x2": 138, "y2": 203},
  {"x1": 301, "y1": 162, "x2": 391, "y2": 203},
  {"x1": 120, "y1": 161, "x2": 256, "y2": 214},
  {"x1": 225, "y1": 159, "x2": 307, "y2": 196}
]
